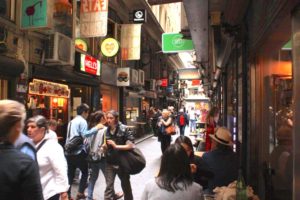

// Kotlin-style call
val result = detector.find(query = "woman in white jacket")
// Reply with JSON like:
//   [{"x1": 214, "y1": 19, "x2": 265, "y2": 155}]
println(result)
[{"x1": 27, "y1": 115, "x2": 69, "y2": 200}]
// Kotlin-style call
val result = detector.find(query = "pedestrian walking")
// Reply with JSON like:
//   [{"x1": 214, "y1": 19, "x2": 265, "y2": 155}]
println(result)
[
  {"x1": 141, "y1": 144, "x2": 203, "y2": 200},
  {"x1": 0, "y1": 100, "x2": 43, "y2": 200},
  {"x1": 189, "y1": 107, "x2": 196, "y2": 133},
  {"x1": 47, "y1": 119, "x2": 58, "y2": 141},
  {"x1": 104, "y1": 110, "x2": 134, "y2": 200},
  {"x1": 27, "y1": 115, "x2": 69, "y2": 200},
  {"x1": 176, "y1": 108, "x2": 189, "y2": 136},
  {"x1": 14, "y1": 132, "x2": 37, "y2": 160},
  {"x1": 65, "y1": 103, "x2": 103, "y2": 200},
  {"x1": 86, "y1": 110, "x2": 123, "y2": 200},
  {"x1": 157, "y1": 109, "x2": 173, "y2": 153}
]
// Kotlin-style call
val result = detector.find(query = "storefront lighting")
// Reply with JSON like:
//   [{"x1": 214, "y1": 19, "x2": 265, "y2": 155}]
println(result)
[{"x1": 53, "y1": 98, "x2": 58, "y2": 103}]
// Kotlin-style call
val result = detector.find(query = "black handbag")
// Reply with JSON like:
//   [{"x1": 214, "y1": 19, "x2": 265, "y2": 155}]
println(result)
[
  {"x1": 64, "y1": 122, "x2": 83, "y2": 153},
  {"x1": 118, "y1": 148, "x2": 146, "y2": 175}
]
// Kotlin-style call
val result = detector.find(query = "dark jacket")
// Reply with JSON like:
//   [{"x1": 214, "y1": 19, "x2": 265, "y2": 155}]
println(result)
[
  {"x1": 202, "y1": 148, "x2": 238, "y2": 193},
  {"x1": 191, "y1": 155, "x2": 214, "y2": 190},
  {"x1": 0, "y1": 143, "x2": 44, "y2": 200},
  {"x1": 176, "y1": 112, "x2": 189, "y2": 126}
]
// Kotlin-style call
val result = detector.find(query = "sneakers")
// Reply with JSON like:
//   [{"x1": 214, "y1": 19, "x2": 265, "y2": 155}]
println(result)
[{"x1": 75, "y1": 193, "x2": 86, "y2": 200}]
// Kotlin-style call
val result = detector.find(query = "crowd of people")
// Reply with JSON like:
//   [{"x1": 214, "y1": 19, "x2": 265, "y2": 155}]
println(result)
[{"x1": 0, "y1": 99, "x2": 240, "y2": 200}]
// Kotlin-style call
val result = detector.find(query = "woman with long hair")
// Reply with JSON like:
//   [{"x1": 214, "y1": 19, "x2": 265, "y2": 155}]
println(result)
[
  {"x1": 175, "y1": 136, "x2": 213, "y2": 190},
  {"x1": 205, "y1": 106, "x2": 219, "y2": 151},
  {"x1": 141, "y1": 144, "x2": 203, "y2": 200}
]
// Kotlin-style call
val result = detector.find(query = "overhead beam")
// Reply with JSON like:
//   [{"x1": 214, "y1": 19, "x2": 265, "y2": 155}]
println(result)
[{"x1": 148, "y1": 0, "x2": 182, "y2": 6}]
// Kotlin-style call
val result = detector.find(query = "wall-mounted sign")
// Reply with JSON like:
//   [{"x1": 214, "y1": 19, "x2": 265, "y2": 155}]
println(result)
[
  {"x1": 101, "y1": 38, "x2": 120, "y2": 57},
  {"x1": 117, "y1": 68, "x2": 130, "y2": 87},
  {"x1": 133, "y1": 9, "x2": 147, "y2": 23},
  {"x1": 29, "y1": 79, "x2": 70, "y2": 98},
  {"x1": 192, "y1": 79, "x2": 201, "y2": 86},
  {"x1": 160, "y1": 79, "x2": 168, "y2": 87},
  {"x1": 178, "y1": 68, "x2": 200, "y2": 80},
  {"x1": 21, "y1": 0, "x2": 51, "y2": 29},
  {"x1": 75, "y1": 39, "x2": 88, "y2": 51},
  {"x1": 80, "y1": 0, "x2": 108, "y2": 37},
  {"x1": 162, "y1": 33, "x2": 194, "y2": 53},
  {"x1": 121, "y1": 24, "x2": 141, "y2": 60},
  {"x1": 80, "y1": 54, "x2": 101, "y2": 76}
]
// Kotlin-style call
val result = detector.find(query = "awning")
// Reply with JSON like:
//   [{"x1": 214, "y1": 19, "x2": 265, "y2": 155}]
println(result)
[
  {"x1": 0, "y1": 55, "x2": 25, "y2": 77},
  {"x1": 144, "y1": 91, "x2": 157, "y2": 99}
]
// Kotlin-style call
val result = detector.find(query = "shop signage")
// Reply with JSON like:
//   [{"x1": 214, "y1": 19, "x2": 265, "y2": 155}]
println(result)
[
  {"x1": 133, "y1": 9, "x2": 147, "y2": 23},
  {"x1": 29, "y1": 79, "x2": 70, "y2": 98},
  {"x1": 160, "y1": 79, "x2": 168, "y2": 87},
  {"x1": 80, "y1": 54, "x2": 101, "y2": 76},
  {"x1": 117, "y1": 68, "x2": 130, "y2": 87},
  {"x1": 75, "y1": 39, "x2": 88, "y2": 51},
  {"x1": 21, "y1": 0, "x2": 51, "y2": 29},
  {"x1": 80, "y1": 0, "x2": 108, "y2": 37},
  {"x1": 178, "y1": 68, "x2": 200, "y2": 80},
  {"x1": 192, "y1": 79, "x2": 201, "y2": 86},
  {"x1": 101, "y1": 38, "x2": 120, "y2": 57},
  {"x1": 121, "y1": 24, "x2": 142, "y2": 60},
  {"x1": 162, "y1": 33, "x2": 194, "y2": 53}
]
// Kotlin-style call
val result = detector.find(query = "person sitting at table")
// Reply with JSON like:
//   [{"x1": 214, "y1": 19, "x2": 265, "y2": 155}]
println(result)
[
  {"x1": 175, "y1": 136, "x2": 213, "y2": 190},
  {"x1": 202, "y1": 127, "x2": 238, "y2": 193},
  {"x1": 205, "y1": 107, "x2": 219, "y2": 151}
]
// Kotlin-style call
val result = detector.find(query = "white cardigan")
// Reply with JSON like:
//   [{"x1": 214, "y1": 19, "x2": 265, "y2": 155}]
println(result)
[{"x1": 36, "y1": 138, "x2": 69, "y2": 200}]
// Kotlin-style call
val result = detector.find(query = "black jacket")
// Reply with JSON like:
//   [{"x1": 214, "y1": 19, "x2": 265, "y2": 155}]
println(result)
[{"x1": 0, "y1": 143, "x2": 44, "y2": 200}]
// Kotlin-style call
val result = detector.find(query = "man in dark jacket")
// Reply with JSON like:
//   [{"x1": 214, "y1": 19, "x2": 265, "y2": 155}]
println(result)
[
  {"x1": 176, "y1": 109, "x2": 189, "y2": 136},
  {"x1": 202, "y1": 127, "x2": 238, "y2": 193}
]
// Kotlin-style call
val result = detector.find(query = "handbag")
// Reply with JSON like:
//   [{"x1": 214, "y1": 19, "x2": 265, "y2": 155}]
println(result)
[
  {"x1": 165, "y1": 125, "x2": 176, "y2": 135},
  {"x1": 64, "y1": 122, "x2": 83, "y2": 153},
  {"x1": 118, "y1": 148, "x2": 146, "y2": 175}
]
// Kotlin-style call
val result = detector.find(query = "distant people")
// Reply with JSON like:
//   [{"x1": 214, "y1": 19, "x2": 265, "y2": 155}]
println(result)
[
  {"x1": 0, "y1": 100, "x2": 43, "y2": 200},
  {"x1": 65, "y1": 104, "x2": 102, "y2": 200},
  {"x1": 47, "y1": 119, "x2": 58, "y2": 141},
  {"x1": 176, "y1": 109, "x2": 189, "y2": 136},
  {"x1": 189, "y1": 107, "x2": 196, "y2": 133},
  {"x1": 104, "y1": 110, "x2": 134, "y2": 200},
  {"x1": 270, "y1": 125, "x2": 293, "y2": 200},
  {"x1": 202, "y1": 127, "x2": 238, "y2": 193},
  {"x1": 157, "y1": 109, "x2": 173, "y2": 153},
  {"x1": 205, "y1": 107, "x2": 220, "y2": 151},
  {"x1": 141, "y1": 144, "x2": 203, "y2": 200},
  {"x1": 175, "y1": 136, "x2": 213, "y2": 190},
  {"x1": 14, "y1": 132, "x2": 36, "y2": 161},
  {"x1": 27, "y1": 115, "x2": 69, "y2": 200}
]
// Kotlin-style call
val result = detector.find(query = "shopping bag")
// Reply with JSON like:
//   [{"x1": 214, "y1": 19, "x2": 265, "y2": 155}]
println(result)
[
  {"x1": 118, "y1": 148, "x2": 146, "y2": 175},
  {"x1": 165, "y1": 125, "x2": 176, "y2": 135}
]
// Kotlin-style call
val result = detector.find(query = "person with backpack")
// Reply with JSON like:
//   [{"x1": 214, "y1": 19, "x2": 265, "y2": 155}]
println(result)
[{"x1": 176, "y1": 109, "x2": 189, "y2": 136}]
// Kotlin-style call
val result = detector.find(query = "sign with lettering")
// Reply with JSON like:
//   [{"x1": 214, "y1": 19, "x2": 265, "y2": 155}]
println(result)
[
  {"x1": 178, "y1": 68, "x2": 200, "y2": 80},
  {"x1": 117, "y1": 68, "x2": 130, "y2": 87},
  {"x1": 101, "y1": 38, "x2": 120, "y2": 57},
  {"x1": 133, "y1": 9, "x2": 146, "y2": 23},
  {"x1": 29, "y1": 79, "x2": 70, "y2": 98},
  {"x1": 162, "y1": 33, "x2": 194, "y2": 53},
  {"x1": 121, "y1": 24, "x2": 141, "y2": 60},
  {"x1": 80, "y1": 54, "x2": 101, "y2": 76},
  {"x1": 80, "y1": 0, "x2": 108, "y2": 37},
  {"x1": 21, "y1": 0, "x2": 51, "y2": 29}
]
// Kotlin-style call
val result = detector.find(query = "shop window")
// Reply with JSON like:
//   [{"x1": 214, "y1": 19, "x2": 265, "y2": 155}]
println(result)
[{"x1": 0, "y1": 0, "x2": 16, "y2": 21}]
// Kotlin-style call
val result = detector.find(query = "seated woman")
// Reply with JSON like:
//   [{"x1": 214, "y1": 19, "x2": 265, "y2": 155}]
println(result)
[
  {"x1": 175, "y1": 136, "x2": 213, "y2": 190},
  {"x1": 141, "y1": 144, "x2": 203, "y2": 200}
]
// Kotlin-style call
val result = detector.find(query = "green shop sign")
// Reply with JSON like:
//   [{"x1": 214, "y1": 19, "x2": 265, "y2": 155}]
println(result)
[
  {"x1": 162, "y1": 33, "x2": 194, "y2": 53},
  {"x1": 21, "y1": 0, "x2": 49, "y2": 29}
]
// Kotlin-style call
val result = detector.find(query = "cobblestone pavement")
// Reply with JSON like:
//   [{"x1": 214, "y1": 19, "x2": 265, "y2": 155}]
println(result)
[{"x1": 71, "y1": 136, "x2": 163, "y2": 200}]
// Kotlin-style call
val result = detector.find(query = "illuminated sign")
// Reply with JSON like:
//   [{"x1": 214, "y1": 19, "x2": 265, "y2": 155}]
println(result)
[
  {"x1": 29, "y1": 79, "x2": 70, "y2": 98},
  {"x1": 117, "y1": 68, "x2": 130, "y2": 87},
  {"x1": 121, "y1": 24, "x2": 142, "y2": 60},
  {"x1": 101, "y1": 38, "x2": 120, "y2": 57},
  {"x1": 162, "y1": 33, "x2": 194, "y2": 53},
  {"x1": 161, "y1": 79, "x2": 168, "y2": 87},
  {"x1": 178, "y1": 68, "x2": 200, "y2": 80},
  {"x1": 80, "y1": 54, "x2": 101, "y2": 76},
  {"x1": 75, "y1": 39, "x2": 88, "y2": 51}
]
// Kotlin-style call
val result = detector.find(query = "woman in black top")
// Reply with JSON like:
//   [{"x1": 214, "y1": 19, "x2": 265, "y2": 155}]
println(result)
[{"x1": 175, "y1": 135, "x2": 213, "y2": 189}]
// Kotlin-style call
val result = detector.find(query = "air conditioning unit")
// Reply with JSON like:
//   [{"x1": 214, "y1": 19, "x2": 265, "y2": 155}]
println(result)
[
  {"x1": 138, "y1": 70, "x2": 145, "y2": 86},
  {"x1": 44, "y1": 32, "x2": 75, "y2": 66},
  {"x1": 149, "y1": 79, "x2": 156, "y2": 91},
  {"x1": 131, "y1": 69, "x2": 139, "y2": 85}
]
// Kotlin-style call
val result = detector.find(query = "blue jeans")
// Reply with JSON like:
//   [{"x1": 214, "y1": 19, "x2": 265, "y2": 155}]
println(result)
[
  {"x1": 190, "y1": 120, "x2": 196, "y2": 132},
  {"x1": 87, "y1": 160, "x2": 106, "y2": 200}
]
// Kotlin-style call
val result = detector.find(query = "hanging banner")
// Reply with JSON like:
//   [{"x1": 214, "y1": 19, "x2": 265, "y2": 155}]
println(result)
[
  {"x1": 80, "y1": 0, "x2": 108, "y2": 38},
  {"x1": 121, "y1": 24, "x2": 142, "y2": 60},
  {"x1": 178, "y1": 68, "x2": 200, "y2": 80},
  {"x1": 28, "y1": 79, "x2": 70, "y2": 98},
  {"x1": 117, "y1": 68, "x2": 130, "y2": 87}
]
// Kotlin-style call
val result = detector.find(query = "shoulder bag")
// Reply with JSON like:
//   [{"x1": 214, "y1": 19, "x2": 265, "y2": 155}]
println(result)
[
  {"x1": 165, "y1": 125, "x2": 176, "y2": 135},
  {"x1": 64, "y1": 122, "x2": 83, "y2": 154},
  {"x1": 118, "y1": 147, "x2": 146, "y2": 175}
]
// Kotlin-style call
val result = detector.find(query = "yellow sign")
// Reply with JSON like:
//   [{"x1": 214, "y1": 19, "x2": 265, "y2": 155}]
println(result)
[
  {"x1": 101, "y1": 38, "x2": 120, "y2": 57},
  {"x1": 75, "y1": 39, "x2": 88, "y2": 51}
]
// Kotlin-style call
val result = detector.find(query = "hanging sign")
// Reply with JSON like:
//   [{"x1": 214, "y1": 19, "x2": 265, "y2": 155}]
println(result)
[
  {"x1": 162, "y1": 33, "x2": 194, "y2": 53},
  {"x1": 101, "y1": 38, "x2": 120, "y2": 57},
  {"x1": 160, "y1": 79, "x2": 168, "y2": 87},
  {"x1": 29, "y1": 79, "x2": 70, "y2": 98},
  {"x1": 192, "y1": 80, "x2": 201, "y2": 86},
  {"x1": 80, "y1": 0, "x2": 108, "y2": 38},
  {"x1": 121, "y1": 24, "x2": 142, "y2": 60},
  {"x1": 133, "y1": 9, "x2": 147, "y2": 23},
  {"x1": 117, "y1": 68, "x2": 130, "y2": 87},
  {"x1": 80, "y1": 54, "x2": 101, "y2": 76},
  {"x1": 75, "y1": 39, "x2": 88, "y2": 51},
  {"x1": 178, "y1": 68, "x2": 200, "y2": 80},
  {"x1": 21, "y1": 0, "x2": 52, "y2": 29}
]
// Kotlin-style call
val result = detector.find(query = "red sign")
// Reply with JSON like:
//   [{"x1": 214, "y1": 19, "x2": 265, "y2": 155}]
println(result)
[
  {"x1": 161, "y1": 79, "x2": 168, "y2": 87},
  {"x1": 192, "y1": 80, "x2": 201, "y2": 86},
  {"x1": 81, "y1": 0, "x2": 108, "y2": 12},
  {"x1": 80, "y1": 54, "x2": 101, "y2": 76}
]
